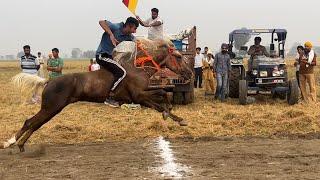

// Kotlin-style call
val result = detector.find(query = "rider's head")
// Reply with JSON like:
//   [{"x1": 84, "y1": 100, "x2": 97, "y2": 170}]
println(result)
[
  {"x1": 151, "y1": 8, "x2": 159, "y2": 20},
  {"x1": 124, "y1": 17, "x2": 139, "y2": 34},
  {"x1": 254, "y1": 37, "x2": 262, "y2": 45}
]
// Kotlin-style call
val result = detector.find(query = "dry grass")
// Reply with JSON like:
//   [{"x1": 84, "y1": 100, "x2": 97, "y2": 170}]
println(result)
[{"x1": 0, "y1": 59, "x2": 320, "y2": 145}]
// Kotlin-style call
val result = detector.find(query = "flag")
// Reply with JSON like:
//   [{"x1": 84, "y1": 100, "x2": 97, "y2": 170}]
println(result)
[{"x1": 122, "y1": 0, "x2": 138, "y2": 15}]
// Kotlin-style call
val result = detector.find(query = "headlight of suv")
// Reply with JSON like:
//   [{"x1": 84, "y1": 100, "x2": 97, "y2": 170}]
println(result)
[
  {"x1": 260, "y1": 71, "x2": 268, "y2": 77},
  {"x1": 279, "y1": 70, "x2": 285, "y2": 75},
  {"x1": 272, "y1": 71, "x2": 281, "y2": 77},
  {"x1": 252, "y1": 70, "x2": 258, "y2": 76},
  {"x1": 231, "y1": 59, "x2": 240, "y2": 64}
]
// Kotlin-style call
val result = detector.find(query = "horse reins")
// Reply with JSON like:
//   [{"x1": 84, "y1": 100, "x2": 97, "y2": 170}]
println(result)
[
  {"x1": 134, "y1": 41, "x2": 182, "y2": 75},
  {"x1": 134, "y1": 41, "x2": 161, "y2": 71}
]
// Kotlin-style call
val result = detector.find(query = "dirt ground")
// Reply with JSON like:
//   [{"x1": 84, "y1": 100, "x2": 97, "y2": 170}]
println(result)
[
  {"x1": 1, "y1": 60, "x2": 320, "y2": 179},
  {"x1": 1, "y1": 136, "x2": 320, "y2": 179}
]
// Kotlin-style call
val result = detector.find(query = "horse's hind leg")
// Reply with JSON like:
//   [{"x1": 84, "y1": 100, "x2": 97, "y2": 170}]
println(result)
[
  {"x1": 16, "y1": 107, "x2": 66, "y2": 152},
  {"x1": 1, "y1": 109, "x2": 48, "y2": 149},
  {"x1": 17, "y1": 130, "x2": 33, "y2": 152},
  {"x1": 2, "y1": 100, "x2": 67, "y2": 151}
]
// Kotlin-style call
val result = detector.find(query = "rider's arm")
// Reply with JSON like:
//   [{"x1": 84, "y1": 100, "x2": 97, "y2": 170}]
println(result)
[
  {"x1": 99, "y1": 20, "x2": 119, "y2": 46},
  {"x1": 99, "y1": 20, "x2": 114, "y2": 36}
]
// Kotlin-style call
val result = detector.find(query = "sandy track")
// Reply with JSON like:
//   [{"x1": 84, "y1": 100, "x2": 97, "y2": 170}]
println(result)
[{"x1": 1, "y1": 137, "x2": 320, "y2": 179}]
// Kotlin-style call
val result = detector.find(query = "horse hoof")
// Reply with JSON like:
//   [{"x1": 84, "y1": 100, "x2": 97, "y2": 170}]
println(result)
[
  {"x1": 179, "y1": 120, "x2": 188, "y2": 126},
  {"x1": 162, "y1": 112, "x2": 169, "y2": 120}
]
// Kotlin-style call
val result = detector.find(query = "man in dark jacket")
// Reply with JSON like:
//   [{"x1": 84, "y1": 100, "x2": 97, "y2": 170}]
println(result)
[{"x1": 214, "y1": 43, "x2": 231, "y2": 102}]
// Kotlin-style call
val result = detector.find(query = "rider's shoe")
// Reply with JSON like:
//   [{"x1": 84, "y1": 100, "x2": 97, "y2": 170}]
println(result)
[{"x1": 104, "y1": 98, "x2": 120, "y2": 108}]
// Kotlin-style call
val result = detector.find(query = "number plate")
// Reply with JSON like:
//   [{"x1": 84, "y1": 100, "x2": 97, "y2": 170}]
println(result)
[{"x1": 273, "y1": 79, "x2": 284, "y2": 83}]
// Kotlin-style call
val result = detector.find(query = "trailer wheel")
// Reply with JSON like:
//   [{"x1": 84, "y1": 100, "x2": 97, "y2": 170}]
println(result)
[
  {"x1": 183, "y1": 91, "x2": 194, "y2": 104},
  {"x1": 173, "y1": 92, "x2": 184, "y2": 105},
  {"x1": 287, "y1": 79, "x2": 299, "y2": 105}
]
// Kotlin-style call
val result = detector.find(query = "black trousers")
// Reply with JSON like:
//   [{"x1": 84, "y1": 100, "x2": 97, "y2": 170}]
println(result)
[
  {"x1": 194, "y1": 67, "x2": 203, "y2": 88},
  {"x1": 96, "y1": 54, "x2": 126, "y2": 91}
]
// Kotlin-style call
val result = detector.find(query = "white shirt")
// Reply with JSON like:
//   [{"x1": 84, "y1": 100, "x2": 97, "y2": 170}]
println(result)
[
  {"x1": 38, "y1": 56, "x2": 44, "y2": 65},
  {"x1": 144, "y1": 17, "x2": 163, "y2": 40},
  {"x1": 194, "y1": 54, "x2": 204, "y2": 68},
  {"x1": 307, "y1": 49, "x2": 315, "y2": 64},
  {"x1": 91, "y1": 63, "x2": 100, "y2": 71}
]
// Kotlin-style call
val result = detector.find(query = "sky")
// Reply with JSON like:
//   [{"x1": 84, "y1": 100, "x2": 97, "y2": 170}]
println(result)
[{"x1": 0, "y1": 0, "x2": 319, "y2": 57}]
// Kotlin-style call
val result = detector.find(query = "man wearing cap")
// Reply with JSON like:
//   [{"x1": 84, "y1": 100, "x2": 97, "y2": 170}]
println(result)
[
  {"x1": 248, "y1": 37, "x2": 269, "y2": 71},
  {"x1": 299, "y1": 42, "x2": 317, "y2": 102},
  {"x1": 214, "y1": 43, "x2": 231, "y2": 102},
  {"x1": 202, "y1": 49, "x2": 215, "y2": 95},
  {"x1": 136, "y1": 8, "x2": 163, "y2": 40}
]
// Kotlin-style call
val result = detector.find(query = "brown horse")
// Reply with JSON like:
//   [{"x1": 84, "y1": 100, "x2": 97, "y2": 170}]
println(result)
[{"x1": 2, "y1": 39, "x2": 193, "y2": 152}]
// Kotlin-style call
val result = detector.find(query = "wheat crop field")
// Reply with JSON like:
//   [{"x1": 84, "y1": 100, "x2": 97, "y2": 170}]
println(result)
[{"x1": 0, "y1": 59, "x2": 320, "y2": 146}]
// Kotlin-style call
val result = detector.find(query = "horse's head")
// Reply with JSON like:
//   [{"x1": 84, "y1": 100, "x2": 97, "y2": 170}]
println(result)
[{"x1": 151, "y1": 40, "x2": 193, "y2": 80}]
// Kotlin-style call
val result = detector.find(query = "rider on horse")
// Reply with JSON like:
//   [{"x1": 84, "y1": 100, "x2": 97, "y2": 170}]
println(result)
[{"x1": 95, "y1": 17, "x2": 139, "y2": 107}]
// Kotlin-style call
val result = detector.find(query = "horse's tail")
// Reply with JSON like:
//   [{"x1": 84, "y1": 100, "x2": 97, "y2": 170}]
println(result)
[{"x1": 11, "y1": 73, "x2": 48, "y2": 97}]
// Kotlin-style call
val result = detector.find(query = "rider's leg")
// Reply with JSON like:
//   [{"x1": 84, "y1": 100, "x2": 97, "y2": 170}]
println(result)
[{"x1": 97, "y1": 54, "x2": 126, "y2": 107}]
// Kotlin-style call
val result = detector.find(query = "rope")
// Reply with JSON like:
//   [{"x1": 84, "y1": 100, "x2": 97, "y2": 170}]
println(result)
[{"x1": 134, "y1": 41, "x2": 161, "y2": 71}]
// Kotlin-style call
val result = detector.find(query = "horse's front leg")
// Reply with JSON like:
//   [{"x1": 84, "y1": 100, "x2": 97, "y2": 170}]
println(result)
[{"x1": 138, "y1": 90, "x2": 187, "y2": 126}]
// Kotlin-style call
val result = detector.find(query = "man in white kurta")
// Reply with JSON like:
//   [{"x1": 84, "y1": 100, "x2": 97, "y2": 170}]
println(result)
[{"x1": 136, "y1": 8, "x2": 164, "y2": 40}]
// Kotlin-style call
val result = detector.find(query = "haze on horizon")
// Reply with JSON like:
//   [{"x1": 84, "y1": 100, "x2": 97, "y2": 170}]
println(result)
[{"x1": 0, "y1": 0, "x2": 319, "y2": 57}]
